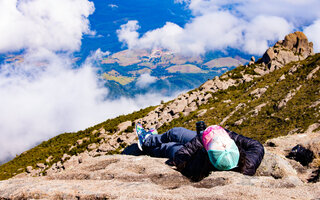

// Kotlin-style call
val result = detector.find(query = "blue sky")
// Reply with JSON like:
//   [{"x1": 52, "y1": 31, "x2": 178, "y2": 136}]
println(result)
[{"x1": 117, "y1": 0, "x2": 320, "y2": 55}]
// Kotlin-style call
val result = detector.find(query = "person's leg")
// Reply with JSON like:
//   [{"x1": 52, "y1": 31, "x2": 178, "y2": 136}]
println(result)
[
  {"x1": 146, "y1": 142, "x2": 183, "y2": 160},
  {"x1": 166, "y1": 127, "x2": 197, "y2": 144},
  {"x1": 143, "y1": 127, "x2": 197, "y2": 148},
  {"x1": 143, "y1": 127, "x2": 197, "y2": 159}
]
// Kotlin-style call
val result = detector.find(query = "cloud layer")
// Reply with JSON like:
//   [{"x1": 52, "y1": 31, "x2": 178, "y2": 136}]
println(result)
[
  {"x1": 117, "y1": 0, "x2": 320, "y2": 55},
  {"x1": 0, "y1": 0, "x2": 176, "y2": 162},
  {"x1": 136, "y1": 73, "x2": 157, "y2": 88},
  {"x1": 0, "y1": 51, "x2": 175, "y2": 161},
  {"x1": 0, "y1": 0, "x2": 95, "y2": 53},
  {"x1": 304, "y1": 19, "x2": 320, "y2": 52}
]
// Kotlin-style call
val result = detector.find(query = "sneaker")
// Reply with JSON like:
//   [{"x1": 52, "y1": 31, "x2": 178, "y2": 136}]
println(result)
[
  {"x1": 136, "y1": 123, "x2": 152, "y2": 151},
  {"x1": 148, "y1": 128, "x2": 158, "y2": 135}
]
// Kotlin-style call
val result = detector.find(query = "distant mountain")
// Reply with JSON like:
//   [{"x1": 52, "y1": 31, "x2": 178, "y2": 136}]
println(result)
[
  {"x1": 99, "y1": 49, "x2": 249, "y2": 98},
  {"x1": 1, "y1": 48, "x2": 248, "y2": 100},
  {"x1": 1, "y1": 32, "x2": 319, "y2": 195}
]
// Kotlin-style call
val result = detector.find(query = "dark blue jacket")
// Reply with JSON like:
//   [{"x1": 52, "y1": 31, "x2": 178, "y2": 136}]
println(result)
[{"x1": 174, "y1": 129, "x2": 265, "y2": 181}]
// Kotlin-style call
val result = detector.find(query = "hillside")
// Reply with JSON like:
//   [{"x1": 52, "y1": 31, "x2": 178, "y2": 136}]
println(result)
[{"x1": 0, "y1": 32, "x2": 320, "y2": 198}]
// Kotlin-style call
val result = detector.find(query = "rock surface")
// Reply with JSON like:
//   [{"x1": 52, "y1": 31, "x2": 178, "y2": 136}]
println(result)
[
  {"x1": 1, "y1": 128, "x2": 320, "y2": 199},
  {"x1": 260, "y1": 31, "x2": 314, "y2": 71},
  {"x1": 1, "y1": 154, "x2": 319, "y2": 200}
]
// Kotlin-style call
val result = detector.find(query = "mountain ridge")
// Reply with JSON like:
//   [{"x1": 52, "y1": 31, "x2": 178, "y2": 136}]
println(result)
[{"x1": 0, "y1": 31, "x2": 320, "y2": 199}]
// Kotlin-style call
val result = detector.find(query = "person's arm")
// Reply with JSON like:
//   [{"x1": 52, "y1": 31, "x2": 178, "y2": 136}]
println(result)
[
  {"x1": 173, "y1": 133, "x2": 204, "y2": 170},
  {"x1": 226, "y1": 129, "x2": 265, "y2": 176}
]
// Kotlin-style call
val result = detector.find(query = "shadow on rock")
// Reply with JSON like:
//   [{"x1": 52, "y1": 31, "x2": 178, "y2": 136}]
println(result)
[{"x1": 121, "y1": 143, "x2": 145, "y2": 156}]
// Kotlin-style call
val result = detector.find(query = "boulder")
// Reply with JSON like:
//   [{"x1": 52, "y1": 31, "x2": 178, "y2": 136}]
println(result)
[
  {"x1": 46, "y1": 156, "x2": 53, "y2": 163},
  {"x1": 256, "y1": 152, "x2": 299, "y2": 179},
  {"x1": 264, "y1": 128, "x2": 320, "y2": 181},
  {"x1": 204, "y1": 93, "x2": 212, "y2": 101},
  {"x1": 200, "y1": 79, "x2": 215, "y2": 91},
  {"x1": 283, "y1": 32, "x2": 313, "y2": 57},
  {"x1": 301, "y1": 136, "x2": 320, "y2": 167},
  {"x1": 91, "y1": 130, "x2": 98, "y2": 135},
  {"x1": 99, "y1": 128, "x2": 106, "y2": 135},
  {"x1": 197, "y1": 109, "x2": 207, "y2": 117},
  {"x1": 170, "y1": 99, "x2": 188, "y2": 114},
  {"x1": 187, "y1": 92, "x2": 198, "y2": 104},
  {"x1": 61, "y1": 154, "x2": 71, "y2": 162},
  {"x1": 36, "y1": 163, "x2": 46, "y2": 169},
  {"x1": 261, "y1": 31, "x2": 314, "y2": 71},
  {"x1": 76, "y1": 139, "x2": 83, "y2": 145},
  {"x1": 250, "y1": 87, "x2": 268, "y2": 99},
  {"x1": 63, "y1": 156, "x2": 82, "y2": 170},
  {"x1": 98, "y1": 143, "x2": 113, "y2": 152},
  {"x1": 76, "y1": 137, "x2": 89, "y2": 146},
  {"x1": 26, "y1": 166, "x2": 33, "y2": 173},
  {"x1": 118, "y1": 121, "x2": 132, "y2": 132},
  {"x1": 234, "y1": 118, "x2": 244, "y2": 126},
  {"x1": 87, "y1": 143, "x2": 97, "y2": 150},
  {"x1": 307, "y1": 65, "x2": 320, "y2": 80}
]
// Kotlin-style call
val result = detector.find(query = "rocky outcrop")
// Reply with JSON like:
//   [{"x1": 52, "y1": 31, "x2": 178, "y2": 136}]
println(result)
[
  {"x1": 261, "y1": 31, "x2": 314, "y2": 71},
  {"x1": 265, "y1": 125, "x2": 320, "y2": 182},
  {"x1": 134, "y1": 32, "x2": 315, "y2": 132},
  {"x1": 137, "y1": 76, "x2": 238, "y2": 130},
  {"x1": 250, "y1": 86, "x2": 269, "y2": 99},
  {"x1": 118, "y1": 121, "x2": 132, "y2": 132},
  {"x1": 278, "y1": 85, "x2": 302, "y2": 109},
  {"x1": 220, "y1": 103, "x2": 246, "y2": 125},
  {"x1": 307, "y1": 65, "x2": 320, "y2": 80}
]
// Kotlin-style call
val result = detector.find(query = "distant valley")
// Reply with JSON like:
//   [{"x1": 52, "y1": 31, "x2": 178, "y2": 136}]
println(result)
[
  {"x1": 99, "y1": 49, "x2": 249, "y2": 98},
  {"x1": 1, "y1": 49, "x2": 249, "y2": 100}
]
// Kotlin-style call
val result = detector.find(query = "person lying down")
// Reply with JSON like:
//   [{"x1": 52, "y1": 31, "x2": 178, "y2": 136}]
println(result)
[{"x1": 135, "y1": 121, "x2": 265, "y2": 181}]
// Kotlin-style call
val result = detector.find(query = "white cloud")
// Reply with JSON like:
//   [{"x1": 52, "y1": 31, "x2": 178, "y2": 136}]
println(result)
[
  {"x1": 117, "y1": 20, "x2": 141, "y2": 49},
  {"x1": 0, "y1": 50, "x2": 176, "y2": 162},
  {"x1": 304, "y1": 19, "x2": 320, "y2": 52},
  {"x1": 243, "y1": 16, "x2": 293, "y2": 55},
  {"x1": 117, "y1": 0, "x2": 320, "y2": 55},
  {"x1": 0, "y1": 0, "x2": 94, "y2": 53},
  {"x1": 235, "y1": 0, "x2": 320, "y2": 26},
  {"x1": 136, "y1": 73, "x2": 157, "y2": 88},
  {"x1": 0, "y1": 0, "x2": 179, "y2": 162}
]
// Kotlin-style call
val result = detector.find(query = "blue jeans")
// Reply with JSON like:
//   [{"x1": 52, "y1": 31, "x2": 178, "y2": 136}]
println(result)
[{"x1": 143, "y1": 127, "x2": 197, "y2": 160}]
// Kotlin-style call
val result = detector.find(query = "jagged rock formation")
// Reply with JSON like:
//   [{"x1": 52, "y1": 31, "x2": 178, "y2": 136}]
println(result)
[{"x1": 260, "y1": 31, "x2": 314, "y2": 71}]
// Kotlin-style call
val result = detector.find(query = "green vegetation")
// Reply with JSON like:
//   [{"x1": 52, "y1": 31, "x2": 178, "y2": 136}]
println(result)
[
  {"x1": 159, "y1": 54, "x2": 320, "y2": 143},
  {"x1": 1, "y1": 53, "x2": 319, "y2": 180},
  {"x1": 102, "y1": 73, "x2": 135, "y2": 85}
]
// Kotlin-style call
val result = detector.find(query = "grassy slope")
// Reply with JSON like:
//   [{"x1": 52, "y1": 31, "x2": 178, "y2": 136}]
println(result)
[
  {"x1": 0, "y1": 53, "x2": 319, "y2": 180},
  {"x1": 158, "y1": 54, "x2": 320, "y2": 142}
]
